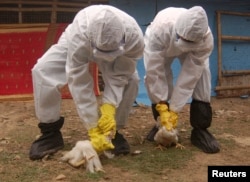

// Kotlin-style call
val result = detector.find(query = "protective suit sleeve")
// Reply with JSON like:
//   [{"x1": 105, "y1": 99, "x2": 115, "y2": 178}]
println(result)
[
  {"x1": 144, "y1": 27, "x2": 170, "y2": 103},
  {"x1": 98, "y1": 56, "x2": 138, "y2": 107},
  {"x1": 170, "y1": 32, "x2": 214, "y2": 113}
]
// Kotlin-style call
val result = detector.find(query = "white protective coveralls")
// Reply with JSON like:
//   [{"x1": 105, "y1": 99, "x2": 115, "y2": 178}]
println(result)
[
  {"x1": 32, "y1": 5, "x2": 144, "y2": 130},
  {"x1": 144, "y1": 6, "x2": 213, "y2": 113}
]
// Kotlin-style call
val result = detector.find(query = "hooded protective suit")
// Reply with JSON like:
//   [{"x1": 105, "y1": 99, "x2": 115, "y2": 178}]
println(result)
[
  {"x1": 144, "y1": 6, "x2": 213, "y2": 112},
  {"x1": 32, "y1": 5, "x2": 144, "y2": 130},
  {"x1": 144, "y1": 6, "x2": 220, "y2": 154}
]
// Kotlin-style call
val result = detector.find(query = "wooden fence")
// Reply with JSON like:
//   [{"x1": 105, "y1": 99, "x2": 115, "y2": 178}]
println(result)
[
  {"x1": 215, "y1": 10, "x2": 250, "y2": 98},
  {"x1": 0, "y1": 0, "x2": 109, "y2": 24}
]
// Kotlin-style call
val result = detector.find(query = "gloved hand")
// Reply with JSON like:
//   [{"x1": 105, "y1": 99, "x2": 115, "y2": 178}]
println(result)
[
  {"x1": 88, "y1": 127, "x2": 114, "y2": 154},
  {"x1": 97, "y1": 103, "x2": 116, "y2": 138},
  {"x1": 156, "y1": 103, "x2": 178, "y2": 131},
  {"x1": 169, "y1": 110, "x2": 178, "y2": 128}
]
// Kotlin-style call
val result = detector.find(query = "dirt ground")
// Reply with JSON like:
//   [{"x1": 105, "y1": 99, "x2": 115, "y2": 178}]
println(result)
[{"x1": 0, "y1": 96, "x2": 249, "y2": 182}]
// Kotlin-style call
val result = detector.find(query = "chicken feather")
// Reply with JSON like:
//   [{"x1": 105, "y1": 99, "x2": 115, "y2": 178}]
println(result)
[{"x1": 154, "y1": 126, "x2": 185, "y2": 149}]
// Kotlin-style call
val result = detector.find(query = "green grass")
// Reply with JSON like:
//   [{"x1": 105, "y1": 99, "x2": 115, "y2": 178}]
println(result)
[
  {"x1": 218, "y1": 137, "x2": 237, "y2": 149},
  {"x1": 84, "y1": 172, "x2": 105, "y2": 180},
  {"x1": 0, "y1": 151, "x2": 14, "y2": 164},
  {"x1": 0, "y1": 155, "x2": 50, "y2": 182},
  {"x1": 102, "y1": 142, "x2": 193, "y2": 174}
]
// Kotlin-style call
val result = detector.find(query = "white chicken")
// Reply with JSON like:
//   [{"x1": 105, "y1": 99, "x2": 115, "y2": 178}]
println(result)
[
  {"x1": 61, "y1": 140, "x2": 114, "y2": 173},
  {"x1": 154, "y1": 122, "x2": 185, "y2": 150},
  {"x1": 61, "y1": 131, "x2": 115, "y2": 173}
]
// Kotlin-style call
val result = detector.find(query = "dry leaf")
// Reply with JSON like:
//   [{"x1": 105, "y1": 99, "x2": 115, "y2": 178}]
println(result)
[
  {"x1": 14, "y1": 155, "x2": 21, "y2": 160},
  {"x1": 55, "y1": 174, "x2": 66, "y2": 180}
]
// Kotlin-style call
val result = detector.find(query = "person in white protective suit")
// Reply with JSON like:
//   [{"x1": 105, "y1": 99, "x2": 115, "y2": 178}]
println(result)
[
  {"x1": 144, "y1": 6, "x2": 220, "y2": 153},
  {"x1": 29, "y1": 5, "x2": 144, "y2": 160}
]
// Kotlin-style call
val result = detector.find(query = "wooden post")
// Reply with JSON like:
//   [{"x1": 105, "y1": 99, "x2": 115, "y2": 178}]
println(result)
[
  {"x1": 51, "y1": 0, "x2": 57, "y2": 23},
  {"x1": 216, "y1": 11, "x2": 222, "y2": 86},
  {"x1": 18, "y1": 0, "x2": 22, "y2": 23}
]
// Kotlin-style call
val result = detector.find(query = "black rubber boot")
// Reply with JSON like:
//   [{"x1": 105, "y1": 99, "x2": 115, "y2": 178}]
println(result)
[
  {"x1": 146, "y1": 102, "x2": 169, "y2": 141},
  {"x1": 190, "y1": 100, "x2": 220, "y2": 153},
  {"x1": 191, "y1": 128, "x2": 220, "y2": 153},
  {"x1": 146, "y1": 125, "x2": 159, "y2": 141},
  {"x1": 29, "y1": 117, "x2": 64, "y2": 160},
  {"x1": 111, "y1": 131, "x2": 130, "y2": 156}
]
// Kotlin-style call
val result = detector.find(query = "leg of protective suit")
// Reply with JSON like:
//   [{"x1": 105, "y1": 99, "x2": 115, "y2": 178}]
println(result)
[
  {"x1": 111, "y1": 72, "x2": 139, "y2": 155},
  {"x1": 32, "y1": 35, "x2": 68, "y2": 124},
  {"x1": 164, "y1": 58, "x2": 174, "y2": 100},
  {"x1": 30, "y1": 35, "x2": 67, "y2": 160},
  {"x1": 192, "y1": 59, "x2": 211, "y2": 103},
  {"x1": 115, "y1": 72, "x2": 139, "y2": 129},
  {"x1": 189, "y1": 59, "x2": 219, "y2": 153}
]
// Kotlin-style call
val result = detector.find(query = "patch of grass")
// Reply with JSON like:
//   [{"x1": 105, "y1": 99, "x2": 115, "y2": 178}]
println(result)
[
  {"x1": 220, "y1": 127, "x2": 235, "y2": 134},
  {"x1": 84, "y1": 171, "x2": 105, "y2": 180},
  {"x1": 103, "y1": 142, "x2": 193, "y2": 174},
  {"x1": 209, "y1": 127, "x2": 220, "y2": 135},
  {"x1": 218, "y1": 137, "x2": 236, "y2": 149},
  {"x1": 240, "y1": 119, "x2": 249, "y2": 123},
  {"x1": 15, "y1": 166, "x2": 50, "y2": 182},
  {"x1": 12, "y1": 131, "x2": 34, "y2": 144},
  {"x1": 0, "y1": 151, "x2": 15, "y2": 164},
  {"x1": 226, "y1": 117, "x2": 235, "y2": 123},
  {"x1": 0, "y1": 160, "x2": 50, "y2": 182}
]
